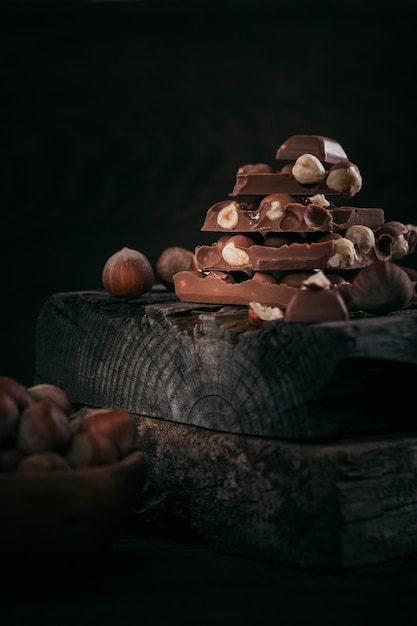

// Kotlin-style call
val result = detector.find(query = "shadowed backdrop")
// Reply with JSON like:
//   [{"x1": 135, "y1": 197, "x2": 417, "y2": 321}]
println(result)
[{"x1": 0, "y1": 0, "x2": 415, "y2": 385}]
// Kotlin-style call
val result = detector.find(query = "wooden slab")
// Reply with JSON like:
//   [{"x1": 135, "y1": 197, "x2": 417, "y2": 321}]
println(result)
[
  {"x1": 74, "y1": 407, "x2": 417, "y2": 570},
  {"x1": 34, "y1": 289, "x2": 417, "y2": 439},
  {"x1": 34, "y1": 289, "x2": 417, "y2": 568}
]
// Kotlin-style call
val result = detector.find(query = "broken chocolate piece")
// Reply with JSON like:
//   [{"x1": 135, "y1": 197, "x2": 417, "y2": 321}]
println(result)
[
  {"x1": 201, "y1": 197, "x2": 385, "y2": 234},
  {"x1": 195, "y1": 236, "x2": 370, "y2": 272},
  {"x1": 173, "y1": 270, "x2": 299, "y2": 308},
  {"x1": 173, "y1": 270, "x2": 349, "y2": 310},
  {"x1": 285, "y1": 287, "x2": 349, "y2": 322},
  {"x1": 230, "y1": 172, "x2": 360, "y2": 198},
  {"x1": 275, "y1": 135, "x2": 348, "y2": 165}
]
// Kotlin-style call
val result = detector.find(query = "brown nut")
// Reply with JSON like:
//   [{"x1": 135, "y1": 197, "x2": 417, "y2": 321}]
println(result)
[
  {"x1": 17, "y1": 400, "x2": 73, "y2": 454},
  {"x1": 248, "y1": 301, "x2": 284, "y2": 327},
  {"x1": 0, "y1": 390, "x2": 20, "y2": 442},
  {"x1": 73, "y1": 407, "x2": 137, "y2": 457},
  {"x1": 349, "y1": 260, "x2": 413, "y2": 314},
  {"x1": 17, "y1": 451, "x2": 72, "y2": 473},
  {"x1": 65, "y1": 431, "x2": 119, "y2": 469},
  {"x1": 27, "y1": 383, "x2": 72, "y2": 416},
  {"x1": 156, "y1": 246, "x2": 197, "y2": 289},
  {"x1": 291, "y1": 154, "x2": 326, "y2": 185},
  {"x1": 102, "y1": 247, "x2": 154, "y2": 297},
  {"x1": 0, "y1": 376, "x2": 34, "y2": 411},
  {"x1": 326, "y1": 161, "x2": 362, "y2": 194}
]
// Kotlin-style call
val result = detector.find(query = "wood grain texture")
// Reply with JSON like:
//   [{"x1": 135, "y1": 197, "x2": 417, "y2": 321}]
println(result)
[
  {"x1": 34, "y1": 289, "x2": 417, "y2": 439},
  {"x1": 68, "y1": 407, "x2": 417, "y2": 569}
]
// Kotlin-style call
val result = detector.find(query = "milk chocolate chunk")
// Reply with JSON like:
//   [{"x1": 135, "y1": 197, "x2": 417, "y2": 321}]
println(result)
[
  {"x1": 285, "y1": 287, "x2": 349, "y2": 322},
  {"x1": 195, "y1": 235, "x2": 370, "y2": 272},
  {"x1": 275, "y1": 135, "x2": 348, "y2": 165},
  {"x1": 201, "y1": 197, "x2": 385, "y2": 234},
  {"x1": 173, "y1": 270, "x2": 298, "y2": 308},
  {"x1": 230, "y1": 172, "x2": 359, "y2": 198}
]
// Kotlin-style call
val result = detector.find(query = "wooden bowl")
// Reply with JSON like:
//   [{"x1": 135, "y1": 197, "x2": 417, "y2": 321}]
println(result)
[{"x1": 0, "y1": 450, "x2": 146, "y2": 565}]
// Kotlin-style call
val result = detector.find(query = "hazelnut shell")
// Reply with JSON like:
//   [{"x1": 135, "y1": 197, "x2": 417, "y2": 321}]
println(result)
[{"x1": 102, "y1": 247, "x2": 154, "y2": 297}]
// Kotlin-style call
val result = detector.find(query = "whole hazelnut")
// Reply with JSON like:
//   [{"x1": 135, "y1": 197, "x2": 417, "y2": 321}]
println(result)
[
  {"x1": 17, "y1": 400, "x2": 73, "y2": 454},
  {"x1": 73, "y1": 407, "x2": 137, "y2": 457},
  {"x1": 65, "y1": 431, "x2": 119, "y2": 469},
  {"x1": 102, "y1": 247, "x2": 154, "y2": 297},
  {"x1": 350, "y1": 261, "x2": 413, "y2": 314},
  {"x1": 156, "y1": 246, "x2": 197, "y2": 289},
  {"x1": 0, "y1": 376, "x2": 34, "y2": 411},
  {"x1": 17, "y1": 451, "x2": 72, "y2": 473},
  {"x1": 292, "y1": 154, "x2": 326, "y2": 185},
  {"x1": 0, "y1": 389, "x2": 20, "y2": 442},
  {"x1": 27, "y1": 383, "x2": 72, "y2": 416},
  {"x1": 326, "y1": 161, "x2": 362, "y2": 195}
]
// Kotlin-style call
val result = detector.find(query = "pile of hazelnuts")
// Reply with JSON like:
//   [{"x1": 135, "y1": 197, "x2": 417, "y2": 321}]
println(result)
[
  {"x1": 102, "y1": 245, "x2": 196, "y2": 296},
  {"x1": 0, "y1": 376, "x2": 138, "y2": 473}
]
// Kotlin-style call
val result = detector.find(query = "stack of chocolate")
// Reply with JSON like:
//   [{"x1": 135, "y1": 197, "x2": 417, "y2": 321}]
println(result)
[{"x1": 174, "y1": 135, "x2": 416, "y2": 321}]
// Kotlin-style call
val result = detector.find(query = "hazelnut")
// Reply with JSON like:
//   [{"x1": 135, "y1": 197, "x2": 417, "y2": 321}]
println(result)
[
  {"x1": 65, "y1": 431, "x2": 119, "y2": 469},
  {"x1": 301, "y1": 270, "x2": 332, "y2": 290},
  {"x1": 27, "y1": 383, "x2": 72, "y2": 416},
  {"x1": 215, "y1": 201, "x2": 240, "y2": 229},
  {"x1": 17, "y1": 451, "x2": 71, "y2": 473},
  {"x1": 307, "y1": 194, "x2": 330, "y2": 208},
  {"x1": 102, "y1": 247, "x2": 154, "y2": 297},
  {"x1": 291, "y1": 154, "x2": 326, "y2": 185},
  {"x1": 220, "y1": 235, "x2": 253, "y2": 267},
  {"x1": 0, "y1": 389, "x2": 20, "y2": 442},
  {"x1": 17, "y1": 400, "x2": 73, "y2": 454},
  {"x1": 73, "y1": 407, "x2": 137, "y2": 457},
  {"x1": 326, "y1": 161, "x2": 362, "y2": 194},
  {"x1": 375, "y1": 223, "x2": 410, "y2": 261},
  {"x1": 258, "y1": 194, "x2": 286, "y2": 221},
  {"x1": 345, "y1": 225, "x2": 376, "y2": 256},
  {"x1": 248, "y1": 301, "x2": 284, "y2": 327},
  {"x1": 156, "y1": 246, "x2": 197, "y2": 289},
  {"x1": 222, "y1": 242, "x2": 250, "y2": 267},
  {"x1": 350, "y1": 260, "x2": 413, "y2": 314},
  {"x1": 0, "y1": 376, "x2": 34, "y2": 411},
  {"x1": 327, "y1": 237, "x2": 356, "y2": 268}
]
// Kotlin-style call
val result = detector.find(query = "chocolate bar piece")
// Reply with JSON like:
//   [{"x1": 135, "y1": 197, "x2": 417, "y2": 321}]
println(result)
[
  {"x1": 173, "y1": 269, "x2": 349, "y2": 309},
  {"x1": 201, "y1": 198, "x2": 385, "y2": 234},
  {"x1": 275, "y1": 135, "x2": 348, "y2": 165},
  {"x1": 195, "y1": 236, "x2": 370, "y2": 272},
  {"x1": 285, "y1": 287, "x2": 349, "y2": 322},
  {"x1": 174, "y1": 270, "x2": 296, "y2": 308},
  {"x1": 230, "y1": 172, "x2": 358, "y2": 198}
]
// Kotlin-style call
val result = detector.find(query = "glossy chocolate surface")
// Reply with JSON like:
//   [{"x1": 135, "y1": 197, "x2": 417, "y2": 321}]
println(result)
[
  {"x1": 201, "y1": 199, "x2": 385, "y2": 234},
  {"x1": 173, "y1": 270, "x2": 350, "y2": 310},
  {"x1": 285, "y1": 287, "x2": 349, "y2": 322},
  {"x1": 275, "y1": 135, "x2": 349, "y2": 165},
  {"x1": 195, "y1": 237, "x2": 370, "y2": 272},
  {"x1": 230, "y1": 169, "x2": 364, "y2": 198}
]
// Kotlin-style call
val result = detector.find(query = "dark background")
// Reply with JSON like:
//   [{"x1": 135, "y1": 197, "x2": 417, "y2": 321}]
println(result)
[{"x1": 1, "y1": 0, "x2": 415, "y2": 387}]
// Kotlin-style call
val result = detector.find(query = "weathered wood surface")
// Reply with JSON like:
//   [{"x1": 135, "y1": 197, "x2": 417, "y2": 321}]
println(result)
[
  {"x1": 35, "y1": 289, "x2": 417, "y2": 439},
  {"x1": 69, "y1": 408, "x2": 417, "y2": 570}
]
